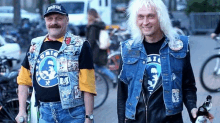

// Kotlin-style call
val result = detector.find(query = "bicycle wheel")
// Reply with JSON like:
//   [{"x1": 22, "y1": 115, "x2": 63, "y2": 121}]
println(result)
[
  {"x1": 200, "y1": 55, "x2": 220, "y2": 92},
  {"x1": 94, "y1": 71, "x2": 109, "y2": 109},
  {"x1": 0, "y1": 98, "x2": 30, "y2": 122}
]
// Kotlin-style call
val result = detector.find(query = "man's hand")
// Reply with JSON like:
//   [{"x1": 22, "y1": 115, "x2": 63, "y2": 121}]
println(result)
[
  {"x1": 15, "y1": 111, "x2": 27, "y2": 123},
  {"x1": 85, "y1": 118, "x2": 93, "y2": 123},
  {"x1": 191, "y1": 108, "x2": 214, "y2": 123},
  {"x1": 211, "y1": 33, "x2": 217, "y2": 39}
]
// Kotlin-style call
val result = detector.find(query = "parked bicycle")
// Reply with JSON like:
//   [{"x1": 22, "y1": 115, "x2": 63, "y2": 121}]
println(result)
[
  {"x1": 94, "y1": 71, "x2": 109, "y2": 109},
  {"x1": 94, "y1": 26, "x2": 130, "y2": 109},
  {"x1": 200, "y1": 36, "x2": 220, "y2": 92}
]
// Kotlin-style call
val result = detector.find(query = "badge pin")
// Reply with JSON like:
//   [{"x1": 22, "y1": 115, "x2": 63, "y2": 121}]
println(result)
[
  {"x1": 169, "y1": 40, "x2": 183, "y2": 51},
  {"x1": 65, "y1": 37, "x2": 71, "y2": 45}
]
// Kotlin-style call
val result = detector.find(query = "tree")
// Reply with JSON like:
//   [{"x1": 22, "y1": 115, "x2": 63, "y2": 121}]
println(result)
[{"x1": 185, "y1": 0, "x2": 220, "y2": 15}]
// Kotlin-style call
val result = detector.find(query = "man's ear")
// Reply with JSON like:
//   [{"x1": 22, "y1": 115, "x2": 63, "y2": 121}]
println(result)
[{"x1": 66, "y1": 17, "x2": 69, "y2": 25}]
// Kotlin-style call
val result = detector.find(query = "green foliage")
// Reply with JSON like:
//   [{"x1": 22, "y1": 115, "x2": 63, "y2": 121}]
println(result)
[
  {"x1": 50, "y1": 0, "x2": 56, "y2": 3},
  {"x1": 185, "y1": 0, "x2": 220, "y2": 15}
]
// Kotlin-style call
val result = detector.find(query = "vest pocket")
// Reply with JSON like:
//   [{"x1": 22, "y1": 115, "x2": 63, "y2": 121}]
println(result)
[{"x1": 169, "y1": 52, "x2": 186, "y2": 72}]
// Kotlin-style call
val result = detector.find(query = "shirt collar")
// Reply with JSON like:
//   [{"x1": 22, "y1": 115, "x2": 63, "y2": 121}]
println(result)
[{"x1": 44, "y1": 36, "x2": 64, "y2": 43}]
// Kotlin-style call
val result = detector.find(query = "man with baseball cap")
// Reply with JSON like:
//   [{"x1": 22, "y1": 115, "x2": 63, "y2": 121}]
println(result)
[{"x1": 16, "y1": 3, "x2": 96, "y2": 123}]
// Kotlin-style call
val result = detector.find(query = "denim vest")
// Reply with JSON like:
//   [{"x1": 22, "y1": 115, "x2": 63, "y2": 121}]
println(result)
[
  {"x1": 28, "y1": 32, "x2": 85, "y2": 109},
  {"x1": 119, "y1": 36, "x2": 189, "y2": 119}
]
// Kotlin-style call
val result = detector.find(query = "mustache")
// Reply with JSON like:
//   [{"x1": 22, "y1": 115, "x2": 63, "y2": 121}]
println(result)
[{"x1": 49, "y1": 24, "x2": 61, "y2": 28}]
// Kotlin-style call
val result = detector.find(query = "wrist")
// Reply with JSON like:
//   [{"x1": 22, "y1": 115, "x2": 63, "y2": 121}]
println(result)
[{"x1": 85, "y1": 114, "x2": 94, "y2": 120}]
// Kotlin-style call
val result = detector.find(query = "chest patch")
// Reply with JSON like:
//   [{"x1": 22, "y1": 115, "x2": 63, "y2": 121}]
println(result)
[{"x1": 35, "y1": 49, "x2": 59, "y2": 88}]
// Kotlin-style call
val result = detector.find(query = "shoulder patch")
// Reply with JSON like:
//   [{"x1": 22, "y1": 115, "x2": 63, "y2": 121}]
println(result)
[
  {"x1": 69, "y1": 35, "x2": 85, "y2": 46},
  {"x1": 168, "y1": 39, "x2": 183, "y2": 51}
]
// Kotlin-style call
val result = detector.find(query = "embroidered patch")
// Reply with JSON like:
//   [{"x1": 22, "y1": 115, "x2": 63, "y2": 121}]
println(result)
[
  {"x1": 74, "y1": 86, "x2": 82, "y2": 99},
  {"x1": 57, "y1": 54, "x2": 68, "y2": 72},
  {"x1": 61, "y1": 90, "x2": 71, "y2": 101},
  {"x1": 67, "y1": 60, "x2": 79, "y2": 71},
  {"x1": 65, "y1": 37, "x2": 71, "y2": 45},
  {"x1": 59, "y1": 74, "x2": 70, "y2": 86},
  {"x1": 172, "y1": 89, "x2": 179, "y2": 102}
]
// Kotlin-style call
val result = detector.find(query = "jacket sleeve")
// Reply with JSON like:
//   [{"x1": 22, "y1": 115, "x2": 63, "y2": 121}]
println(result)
[
  {"x1": 117, "y1": 60, "x2": 128, "y2": 123},
  {"x1": 182, "y1": 48, "x2": 197, "y2": 121},
  {"x1": 214, "y1": 20, "x2": 220, "y2": 34}
]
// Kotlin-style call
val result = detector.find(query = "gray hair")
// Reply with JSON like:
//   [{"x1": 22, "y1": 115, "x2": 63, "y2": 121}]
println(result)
[{"x1": 127, "y1": 0, "x2": 179, "y2": 44}]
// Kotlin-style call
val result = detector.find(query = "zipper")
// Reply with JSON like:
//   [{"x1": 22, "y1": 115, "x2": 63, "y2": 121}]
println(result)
[
  {"x1": 141, "y1": 90, "x2": 147, "y2": 122},
  {"x1": 142, "y1": 83, "x2": 162, "y2": 123}
]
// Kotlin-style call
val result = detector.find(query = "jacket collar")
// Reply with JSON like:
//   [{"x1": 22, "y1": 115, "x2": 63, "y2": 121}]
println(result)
[{"x1": 129, "y1": 36, "x2": 169, "y2": 54}]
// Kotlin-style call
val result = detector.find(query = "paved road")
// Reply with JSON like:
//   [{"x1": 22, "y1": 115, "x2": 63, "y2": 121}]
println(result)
[{"x1": 94, "y1": 35, "x2": 220, "y2": 123}]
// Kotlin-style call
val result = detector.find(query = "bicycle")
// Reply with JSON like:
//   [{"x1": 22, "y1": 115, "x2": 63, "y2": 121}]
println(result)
[
  {"x1": 200, "y1": 36, "x2": 220, "y2": 92},
  {"x1": 0, "y1": 71, "x2": 30, "y2": 123},
  {"x1": 94, "y1": 71, "x2": 109, "y2": 109}
]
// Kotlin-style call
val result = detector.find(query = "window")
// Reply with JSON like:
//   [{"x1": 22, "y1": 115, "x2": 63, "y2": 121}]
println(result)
[
  {"x1": 99, "y1": 0, "x2": 102, "y2": 6},
  {"x1": 105, "y1": 0, "x2": 108, "y2": 6}
]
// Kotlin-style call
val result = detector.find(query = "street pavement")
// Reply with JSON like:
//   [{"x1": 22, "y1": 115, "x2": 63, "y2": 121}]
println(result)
[{"x1": 93, "y1": 35, "x2": 220, "y2": 123}]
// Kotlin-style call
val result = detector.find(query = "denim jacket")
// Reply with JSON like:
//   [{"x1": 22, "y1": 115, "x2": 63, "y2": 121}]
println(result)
[
  {"x1": 119, "y1": 36, "x2": 189, "y2": 119},
  {"x1": 28, "y1": 32, "x2": 84, "y2": 109}
]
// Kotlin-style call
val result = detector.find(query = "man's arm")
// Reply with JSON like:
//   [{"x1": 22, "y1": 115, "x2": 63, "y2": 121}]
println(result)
[
  {"x1": 117, "y1": 80, "x2": 128, "y2": 123},
  {"x1": 182, "y1": 50, "x2": 197, "y2": 121},
  {"x1": 15, "y1": 47, "x2": 32, "y2": 122},
  {"x1": 211, "y1": 20, "x2": 220, "y2": 39},
  {"x1": 117, "y1": 60, "x2": 128, "y2": 123},
  {"x1": 78, "y1": 41, "x2": 96, "y2": 123},
  {"x1": 15, "y1": 85, "x2": 29, "y2": 122},
  {"x1": 84, "y1": 92, "x2": 94, "y2": 123}
]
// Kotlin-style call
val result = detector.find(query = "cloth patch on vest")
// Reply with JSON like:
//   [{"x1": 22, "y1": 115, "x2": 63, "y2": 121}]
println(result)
[
  {"x1": 74, "y1": 86, "x2": 82, "y2": 99},
  {"x1": 172, "y1": 89, "x2": 180, "y2": 102},
  {"x1": 59, "y1": 74, "x2": 70, "y2": 86},
  {"x1": 61, "y1": 90, "x2": 71, "y2": 101},
  {"x1": 67, "y1": 60, "x2": 79, "y2": 71},
  {"x1": 172, "y1": 73, "x2": 176, "y2": 81},
  {"x1": 57, "y1": 54, "x2": 68, "y2": 72},
  {"x1": 65, "y1": 37, "x2": 71, "y2": 45},
  {"x1": 168, "y1": 40, "x2": 183, "y2": 51}
]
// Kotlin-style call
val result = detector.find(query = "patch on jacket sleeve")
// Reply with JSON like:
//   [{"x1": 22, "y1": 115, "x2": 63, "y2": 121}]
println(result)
[{"x1": 172, "y1": 89, "x2": 179, "y2": 102}]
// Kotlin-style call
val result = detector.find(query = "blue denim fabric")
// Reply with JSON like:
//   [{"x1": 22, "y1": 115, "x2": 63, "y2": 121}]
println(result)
[
  {"x1": 28, "y1": 32, "x2": 85, "y2": 109},
  {"x1": 94, "y1": 64, "x2": 117, "y2": 82},
  {"x1": 119, "y1": 36, "x2": 189, "y2": 119},
  {"x1": 39, "y1": 102, "x2": 85, "y2": 123}
]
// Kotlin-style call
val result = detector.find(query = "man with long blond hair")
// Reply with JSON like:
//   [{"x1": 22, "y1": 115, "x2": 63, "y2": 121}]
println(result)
[{"x1": 117, "y1": 0, "x2": 214, "y2": 122}]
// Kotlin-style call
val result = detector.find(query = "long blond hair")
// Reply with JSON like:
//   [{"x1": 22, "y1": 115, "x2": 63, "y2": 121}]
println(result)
[{"x1": 127, "y1": 0, "x2": 179, "y2": 44}]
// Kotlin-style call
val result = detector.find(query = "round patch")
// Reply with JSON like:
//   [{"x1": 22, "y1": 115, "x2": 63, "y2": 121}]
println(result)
[
  {"x1": 168, "y1": 39, "x2": 183, "y2": 51},
  {"x1": 35, "y1": 49, "x2": 59, "y2": 88}
]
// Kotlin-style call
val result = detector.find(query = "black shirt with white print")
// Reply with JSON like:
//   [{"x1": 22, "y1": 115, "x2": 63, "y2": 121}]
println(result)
[{"x1": 143, "y1": 37, "x2": 165, "y2": 96}]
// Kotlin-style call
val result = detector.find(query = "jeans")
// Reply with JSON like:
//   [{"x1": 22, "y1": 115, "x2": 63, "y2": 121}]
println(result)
[
  {"x1": 39, "y1": 101, "x2": 85, "y2": 123},
  {"x1": 94, "y1": 64, "x2": 117, "y2": 82}
]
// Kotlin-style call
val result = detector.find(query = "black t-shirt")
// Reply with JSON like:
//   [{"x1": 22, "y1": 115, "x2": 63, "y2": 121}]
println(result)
[
  {"x1": 22, "y1": 41, "x2": 93, "y2": 102},
  {"x1": 143, "y1": 37, "x2": 165, "y2": 95}
]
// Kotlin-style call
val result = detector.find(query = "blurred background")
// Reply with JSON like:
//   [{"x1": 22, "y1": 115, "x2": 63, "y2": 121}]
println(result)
[{"x1": 0, "y1": 0, "x2": 220, "y2": 123}]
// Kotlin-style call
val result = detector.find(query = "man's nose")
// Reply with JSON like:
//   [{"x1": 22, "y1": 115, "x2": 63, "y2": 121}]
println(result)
[
  {"x1": 143, "y1": 17, "x2": 149, "y2": 25},
  {"x1": 51, "y1": 19, "x2": 58, "y2": 24}
]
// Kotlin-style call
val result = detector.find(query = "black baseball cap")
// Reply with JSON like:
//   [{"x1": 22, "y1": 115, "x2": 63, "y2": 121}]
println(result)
[{"x1": 44, "y1": 3, "x2": 68, "y2": 17}]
